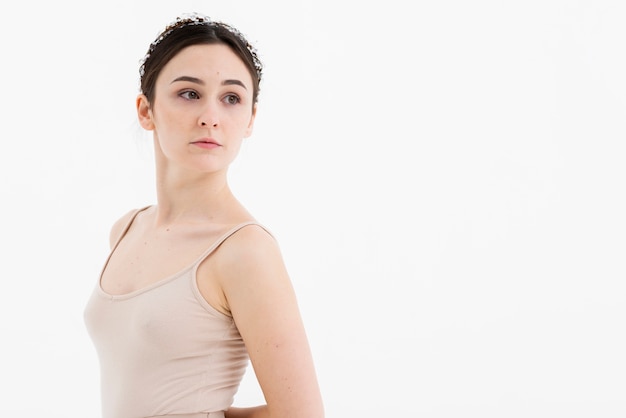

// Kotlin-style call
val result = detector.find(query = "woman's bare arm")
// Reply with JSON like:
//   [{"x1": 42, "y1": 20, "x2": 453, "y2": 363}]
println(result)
[{"x1": 217, "y1": 226, "x2": 324, "y2": 418}]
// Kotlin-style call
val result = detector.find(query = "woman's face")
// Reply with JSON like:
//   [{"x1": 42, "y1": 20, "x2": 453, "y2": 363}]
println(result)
[{"x1": 138, "y1": 43, "x2": 256, "y2": 175}]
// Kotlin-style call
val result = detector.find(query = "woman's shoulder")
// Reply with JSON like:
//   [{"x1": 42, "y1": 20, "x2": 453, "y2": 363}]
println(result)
[
  {"x1": 197, "y1": 220, "x2": 285, "y2": 312},
  {"x1": 225, "y1": 221, "x2": 277, "y2": 252},
  {"x1": 216, "y1": 221, "x2": 282, "y2": 270},
  {"x1": 108, "y1": 206, "x2": 151, "y2": 248}
]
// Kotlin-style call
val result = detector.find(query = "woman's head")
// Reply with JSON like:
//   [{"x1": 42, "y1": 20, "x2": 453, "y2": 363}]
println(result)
[{"x1": 139, "y1": 13, "x2": 263, "y2": 107}]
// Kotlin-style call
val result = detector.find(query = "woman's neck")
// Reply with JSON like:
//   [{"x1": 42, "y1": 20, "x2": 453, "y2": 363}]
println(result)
[{"x1": 152, "y1": 170, "x2": 240, "y2": 227}]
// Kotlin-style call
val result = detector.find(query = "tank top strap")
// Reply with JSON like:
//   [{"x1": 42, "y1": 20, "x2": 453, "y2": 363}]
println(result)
[
  {"x1": 192, "y1": 221, "x2": 273, "y2": 267},
  {"x1": 111, "y1": 205, "x2": 152, "y2": 249}
]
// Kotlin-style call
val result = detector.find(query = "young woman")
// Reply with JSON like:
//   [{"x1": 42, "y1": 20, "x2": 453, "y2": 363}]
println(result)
[{"x1": 84, "y1": 13, "x2": 324, "y2": 418}]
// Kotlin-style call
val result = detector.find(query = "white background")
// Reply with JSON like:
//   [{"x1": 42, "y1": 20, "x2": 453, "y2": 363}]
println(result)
[{"x1": 0, "y1": 1, "x2": 625, "y2": 417}]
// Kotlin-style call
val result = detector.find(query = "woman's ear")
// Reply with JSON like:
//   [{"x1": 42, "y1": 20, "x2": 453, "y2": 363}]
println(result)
[
  {"x1": 244, "y1": 104, "x2": 257, "y2": 138},
  {"x1": 136, "y1": 94, "x2": 155, "y2": 130}
]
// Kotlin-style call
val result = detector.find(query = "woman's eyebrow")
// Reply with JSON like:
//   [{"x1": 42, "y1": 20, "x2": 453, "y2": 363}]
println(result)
[
  {"x1": 171, "y1": 75, "x2": 204, "y2": 85},
  {"x1": 171, "y1": 76, "x2": 247, "y2": 90},
  {"x1": 222, "y1": 79, "x2": 247, "y2": 90}
]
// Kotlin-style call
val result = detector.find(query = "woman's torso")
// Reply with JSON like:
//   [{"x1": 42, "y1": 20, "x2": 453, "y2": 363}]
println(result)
[{"x1": 84, "y1": 206, "x2": 265, "y2": 418}]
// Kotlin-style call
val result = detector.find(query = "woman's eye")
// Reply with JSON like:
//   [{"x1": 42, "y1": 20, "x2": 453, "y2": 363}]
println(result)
[
  {"x1": 223, "y1": 94, "x2": 241, "y2": 105},
  {"x1": 180, "y1": 90, "x2": 200, "y2": 100}
]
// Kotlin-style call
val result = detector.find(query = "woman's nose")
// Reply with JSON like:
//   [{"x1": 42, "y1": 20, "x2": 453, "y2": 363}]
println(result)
[{"x1": 199, "y1": 105, "x2": 218, "y2": 128}]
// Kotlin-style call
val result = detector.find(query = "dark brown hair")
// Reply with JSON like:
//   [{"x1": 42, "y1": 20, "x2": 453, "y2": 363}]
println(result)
[{"x1": 139, "y1": 16, "x2": 263, "y2": 107}]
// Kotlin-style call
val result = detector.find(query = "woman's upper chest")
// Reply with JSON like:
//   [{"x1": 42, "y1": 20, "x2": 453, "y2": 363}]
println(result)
[{"x1": 100, "y1": 222, "x2": 226, "y2": 296}]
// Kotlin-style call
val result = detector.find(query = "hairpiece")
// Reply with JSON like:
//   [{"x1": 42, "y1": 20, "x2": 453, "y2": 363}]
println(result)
[{"x1": 139, "y1": 12, "x2": 262, "y2": 81}]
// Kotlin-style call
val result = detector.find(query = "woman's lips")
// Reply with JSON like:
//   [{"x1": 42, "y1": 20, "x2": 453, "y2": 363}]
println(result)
[{"x1": 191, "y1": 138, "x2": 221, "y2": 149}]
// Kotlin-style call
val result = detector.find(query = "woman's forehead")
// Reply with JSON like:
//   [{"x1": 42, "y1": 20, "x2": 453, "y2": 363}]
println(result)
[{"x1": 161, "y1": 44, "x2": 252, "y2": 81}]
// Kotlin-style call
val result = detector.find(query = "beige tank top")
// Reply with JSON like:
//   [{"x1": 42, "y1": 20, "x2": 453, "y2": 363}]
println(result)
[{"x1": 84, "y1": 208, "x2": 265, "y2": 418}]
